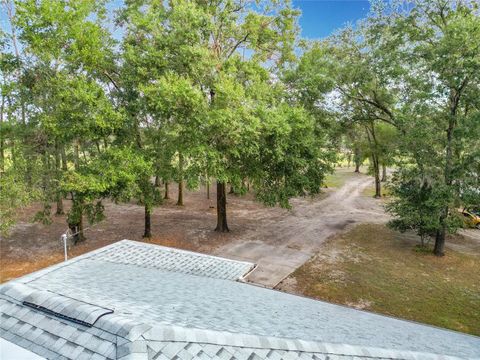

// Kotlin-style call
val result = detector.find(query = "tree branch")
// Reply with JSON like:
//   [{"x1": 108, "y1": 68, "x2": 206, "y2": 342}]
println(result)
[{"x1": 225, "y1": 32, "x2": 250, "y2": 60}]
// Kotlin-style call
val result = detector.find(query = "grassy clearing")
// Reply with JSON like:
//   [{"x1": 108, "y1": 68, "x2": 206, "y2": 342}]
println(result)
[
  {"x1": 361, "y1": 183, "x2": 392, "y2": 198},
  {"x1": 282, "y1": 224, "x2": 480, "y2": 336},
  {"x1": 324, "y1": 167, "x2": 360, "y2": 188}
]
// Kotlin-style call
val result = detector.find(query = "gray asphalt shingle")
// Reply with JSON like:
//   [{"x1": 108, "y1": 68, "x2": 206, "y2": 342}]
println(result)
[
  {"x1": 88, "y1": 240, "x2": 255, "y2": 281},
  {"x1": 1, "y1": 240, "x2": 479, "y2": 360}
]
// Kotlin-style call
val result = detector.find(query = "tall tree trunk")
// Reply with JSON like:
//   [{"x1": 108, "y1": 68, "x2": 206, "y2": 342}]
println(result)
[
  {"x1": 143, "y1": 205, "x2": 152, "y2": 238},
  {"x1": 381, "y1": 164, "x2": 387, "y2": 182},
  {"x1": 70, "y1": 196, "x2": 85, "y2": 244},
  {"x1": 434, "y1": 84, "x2": 464, "y2": 256},
  {"x1": 41, "y1": 149, "x2": 49, "y2": 192},
  {"x1": 372, "y1": 155, "x2": 381, "y2": 198},
  {"x1": 74, "y1": 140, "x2": 80, "y2": 170},
  {"x1": 435, "y1": 122, "x2": 454, "y2": 249},
  {"x1": 154, "y1": 175, "x2": 160, "y2": 187},
  {"x1": 177, "y1": 181, "x2": 184, "y2": 205},
  {"x1": 55, "y1": 142, "x2": 64, "y2": 215},
  {"x1": 215, "y1": 181, "x2": 229, "y2": 232},
  {"x1": 68, "y1": 222, "x2": 79, "y2": 245},
  {"x1": 177, "y1": 153, "x2": 184, "y2": 206},
  {"x1": 164, "y1": 182, "x2": 170, "y2": 199},
  {"x1": 434, "y1": 227, "x2": 446, "y2": 256},
  {"x1": 354, "y1": 147, "x2": 361, "y2": 173},
  {"x1": 78, "y1": 210, "x2": 85, "y2": 242},
  {"x1": 206, "y1": 180, "x2": 210, "y2": 200},
  {"x1": 209, "y1": 90, "x2": 229, "y2": 231},
  {"x1": 365, "y1": 124, "x2": 381, "y2": 198},
  {"x1": 61, "y1": 145, "x2": 68, "y2": 171}
]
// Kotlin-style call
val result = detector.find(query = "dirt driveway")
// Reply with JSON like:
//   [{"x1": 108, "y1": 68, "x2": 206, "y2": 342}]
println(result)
[
  {"x1": 216, "y1": 172, "x2": 388, "y2": 286},
  {"x1": 1, "y1": 169, "x2": 387, "y2": 286}
]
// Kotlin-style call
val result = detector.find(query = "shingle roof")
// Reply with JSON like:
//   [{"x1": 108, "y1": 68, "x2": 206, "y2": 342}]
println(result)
[
  {"x1": 82, "y1": 240, "x2": 255, "y2": 281},
  {"x1": 1, "y1": 240, "x2": 479, "y2": 360}
]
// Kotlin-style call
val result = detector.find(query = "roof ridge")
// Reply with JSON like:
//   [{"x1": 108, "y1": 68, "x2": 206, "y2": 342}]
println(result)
[
  {"x1": 118, "y1": 239, "x2": 254, "y2": 266},
  {"x1": 2, "y1": 241, "x2": 478, "y2": 359},
  {"x1": 0, "y1": 283, "x2": 114, "y2": 327},
  {"x1": 87, "y1": 239, "x2": 256, "y2": 281}
]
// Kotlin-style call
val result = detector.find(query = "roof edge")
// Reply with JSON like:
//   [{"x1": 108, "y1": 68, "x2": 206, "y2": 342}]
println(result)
[{"x1": 142, "y1": 324, "x2": 468, "y2": 360}]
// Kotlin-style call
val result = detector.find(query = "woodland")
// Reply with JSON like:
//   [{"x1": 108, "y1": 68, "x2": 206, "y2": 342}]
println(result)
[{"x1": 1, "y1": 0, "x2": 479, "y2": 257}]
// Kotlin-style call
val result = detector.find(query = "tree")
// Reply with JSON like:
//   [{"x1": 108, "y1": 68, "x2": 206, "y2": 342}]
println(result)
[
  {"x1": 254, "y1": 103, "x2": 335, "y2": 207},
  {"x1": 386, "y1": 169, "x2": 452, "y2": 248},
  {"x1": 61, "y1": 147, "x2": 153, "y2": 243},
  {"x1": 0, "y1": 0, "x2": 39, "y2": 229},
  {"x1": 9, "y1": 0, "x2": 120, "y2": 240},
  {"x1": 0, "y1": 171, "x2": 36, "y2": 235},
  {"x1": 382, "y1": 0, "x2": 480, "y2": 255},
  {"x1": 193, "y1": 0, "x2": 300, "y2": 231},
  {"x1": 142, "y1": 73, "x2": 208, "y2": 208},
  {"x1": 289, "y1": 32, "x2": 401, "y2": 197},
  {"x1": 115, "y1": 0, "x2": 212, "y2": 234},
  {"x1": 329, "y1": 26, "x2": 402, "y2": 197},
  {"x1": 359, "y1": 121, "x2": 398, "y2": 196},
  {"x1": 343, "y1": 124, "x2": 366, "y2": 173}
]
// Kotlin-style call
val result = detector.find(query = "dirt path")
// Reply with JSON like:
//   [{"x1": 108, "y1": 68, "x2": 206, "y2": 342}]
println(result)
[
  {"x1": 1, "y1": 169, "x2": 389, "y2": 285},
  {"x1": 216, "y1": 173, "x2": 389, "y2": 287}
]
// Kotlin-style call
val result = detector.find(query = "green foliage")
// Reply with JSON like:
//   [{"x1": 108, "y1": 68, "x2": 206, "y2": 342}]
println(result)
[
  {"x1": 61, "y1": 147, "x2": 152, "y2": 201},
  {"x1": 387, "y1": 169, "x2": 452, "y2": 244},
  {"x1": 254, "y1": 104, "x2": 334, "y2": 207},
  {"x1": 291, "y1": 0, "x2": 480, "y2": 251},
  {"x1": 0, "y1": 171, "x2": 37, "y2": 235},
  {"x1": 381, "y1": 0, "x2": 480, "y2": 251},
  {"x1": 15, "y1": 0, "x2": 480, "y2": 245}
]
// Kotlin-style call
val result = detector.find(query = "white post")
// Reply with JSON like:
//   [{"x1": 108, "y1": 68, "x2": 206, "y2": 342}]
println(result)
[{"x1": 61, "y1": 233, "x2": 68, "y2": 261}]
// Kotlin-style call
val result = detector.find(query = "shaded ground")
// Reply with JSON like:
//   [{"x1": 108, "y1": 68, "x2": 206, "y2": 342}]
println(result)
[
  {"x1": 0, "y1": 186, "x2": 253, "y2": 282},
  {"x1": 276, "y1": 223, "x2": 480, "y2": 336},
  {"x1": 1, "y1": 168, "x2": 382, "y2": 284}
]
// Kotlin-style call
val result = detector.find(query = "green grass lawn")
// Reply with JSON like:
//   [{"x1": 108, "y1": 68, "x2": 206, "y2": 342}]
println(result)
[
  {"x1": 282, "y1": 224, "x2": 480, "y2": 336},
  {"x1": 324, "y1": 167, "x2": 361, "y2": 188}
]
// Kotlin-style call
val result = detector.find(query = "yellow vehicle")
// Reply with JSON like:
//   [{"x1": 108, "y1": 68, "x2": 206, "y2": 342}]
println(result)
[{"x1": 461, "y1": 208, "x2": 480, "y2": 229}]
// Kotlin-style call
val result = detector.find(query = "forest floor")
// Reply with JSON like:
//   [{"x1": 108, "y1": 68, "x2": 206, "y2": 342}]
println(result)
[
  {"x1": 276, "y1": 223, "x2": 480, "y2": 336},
  {"x1": 1, "y1": 167, "x2": 383, "y2": 284}
]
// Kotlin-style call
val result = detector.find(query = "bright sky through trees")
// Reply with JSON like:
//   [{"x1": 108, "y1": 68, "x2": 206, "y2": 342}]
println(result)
[{"x1": 293, "y1": 0, "x2": 370, "y2": 38}]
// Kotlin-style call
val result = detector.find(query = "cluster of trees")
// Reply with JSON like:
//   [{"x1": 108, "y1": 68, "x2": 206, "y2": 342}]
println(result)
[
  {"x1": 292, "y1": 0, "x2": 479, "y2": 255},
  {"x1": 1, "y1": 0, "x2": 479, "y2": 256},
  {"x1": 0, "y1": 0, "x2": 335, "y2": 240}
]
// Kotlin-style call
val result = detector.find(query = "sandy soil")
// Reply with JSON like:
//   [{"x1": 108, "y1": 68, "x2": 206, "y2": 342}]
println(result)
[
  {"x1": 1, "y1": 169, "x2": 390, "y2": 286},
  {"x1": 217, "y1": 171, "x2": 388, "y2": 286}
]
